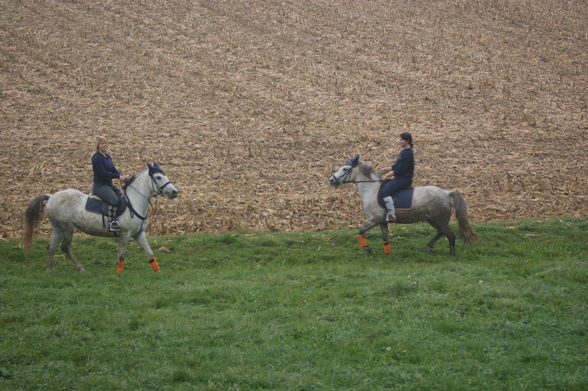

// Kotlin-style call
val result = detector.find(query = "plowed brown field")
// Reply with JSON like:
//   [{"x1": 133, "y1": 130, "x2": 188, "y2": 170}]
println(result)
[{"x1": 1, "y1": 0, "x2": 586, "y2": 239}]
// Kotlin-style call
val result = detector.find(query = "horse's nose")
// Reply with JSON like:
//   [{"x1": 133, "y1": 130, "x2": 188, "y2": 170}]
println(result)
[{"x1": 170, "y1": 190, "x2": 178, "y2": 199}]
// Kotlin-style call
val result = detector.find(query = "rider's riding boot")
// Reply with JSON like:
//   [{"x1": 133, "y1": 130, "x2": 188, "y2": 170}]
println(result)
[
  {"x1": 383, "y1": 196, "x2": 397, "y2": 223},
  {"x1": 109, "y1": 206, "x2": 120, "y2": 232}
]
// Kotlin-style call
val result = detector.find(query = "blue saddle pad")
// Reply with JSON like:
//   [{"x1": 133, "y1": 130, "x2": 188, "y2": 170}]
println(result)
[
  {"x1": 85, "y1": 197, "x2": 127, "y2": 217},
  {"x1": 85, "y1": 197, "x2": 108, "y2": 215},
  {"x1": 378, "y1": 187, "x2": 414, "y2": 210}
]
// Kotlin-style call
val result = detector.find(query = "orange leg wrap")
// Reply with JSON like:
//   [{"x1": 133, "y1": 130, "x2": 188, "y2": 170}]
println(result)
[
  {"x1": 149, "y1": 257, "x2": 160, "y2": 272},
  {"x1": 116, "y1": 260, "x2": 125, "y2": 273},
  {"x1": 358, "y1": 234, "x2": 368, "y2": 248},
  {"x1": 383, "y1": 241, "x2": 391, "y2": 255}
]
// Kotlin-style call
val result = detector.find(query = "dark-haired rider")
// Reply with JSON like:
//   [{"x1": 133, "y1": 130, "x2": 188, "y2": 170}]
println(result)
[{"x1": 379, "y1": 132, "x2": 414, "y2": 223}]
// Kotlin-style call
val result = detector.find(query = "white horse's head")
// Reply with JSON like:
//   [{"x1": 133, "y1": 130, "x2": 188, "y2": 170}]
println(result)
[
  {"x1": 147, "y1": 162, "x2": 178, "y2": 199},
  {"x1": 329, "y1": 155, "x2": 360, "y2": 187}
]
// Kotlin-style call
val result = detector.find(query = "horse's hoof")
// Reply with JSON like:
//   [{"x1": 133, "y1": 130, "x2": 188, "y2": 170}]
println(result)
[{"x1": 150, "y1": 258, "x2": 160, "y2": 272}]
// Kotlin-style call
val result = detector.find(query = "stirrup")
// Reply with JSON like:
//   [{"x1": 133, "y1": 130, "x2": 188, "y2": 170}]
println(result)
[
  {"x1": 109, "y1": 220, "x2": 120, "y2": 232},
  {"x1": 386, "y1": 215, "x2": 397, "y2": 224}
]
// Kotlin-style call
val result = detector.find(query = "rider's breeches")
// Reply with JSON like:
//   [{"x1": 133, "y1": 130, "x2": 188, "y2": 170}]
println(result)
[
  {"x1": 380, "y1": 177, "x2": 412, "y2": 217},
  {"x1": 92, "y1": 183, "x2": 122, "y2": 218}
]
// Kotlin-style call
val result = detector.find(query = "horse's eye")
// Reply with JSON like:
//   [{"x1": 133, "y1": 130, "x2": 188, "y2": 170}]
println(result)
[{"x1": 155, "y1": 175, "x2": 161, "y2": 180}]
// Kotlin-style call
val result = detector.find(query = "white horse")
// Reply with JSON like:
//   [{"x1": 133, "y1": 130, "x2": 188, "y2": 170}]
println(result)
[
  {"x1": 23, "y1": 162, "x2": 178, "y2": 272},
  {"x1": 329, "y1": 156, "x2": 477, "y2": 255}
]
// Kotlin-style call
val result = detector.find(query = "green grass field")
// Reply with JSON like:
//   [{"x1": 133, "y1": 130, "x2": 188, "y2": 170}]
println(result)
[{"x1": 1, "y1": 219, "x2": 587, "y2": 390}]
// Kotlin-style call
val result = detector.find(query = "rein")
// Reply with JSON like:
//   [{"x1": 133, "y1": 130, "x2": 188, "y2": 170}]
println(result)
[
  {"x1": 123, "y1": 172, "x2": 166, "y2": 221},
  {"x1": 333, "y1": 167, "x2": 383, "y2": 184}
]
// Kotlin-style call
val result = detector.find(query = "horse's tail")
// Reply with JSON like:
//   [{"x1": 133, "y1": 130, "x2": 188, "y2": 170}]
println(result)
[
  {"x1": 23, "y1": 194, "x2": 51, "y2": 254},
  {"x1": 449, "y1": 192, "x2": 478, "y2": 244}
]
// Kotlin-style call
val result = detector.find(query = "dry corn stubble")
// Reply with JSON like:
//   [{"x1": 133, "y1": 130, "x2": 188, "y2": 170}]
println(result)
[{"x1": 1, "y1": 0, "x2": 586, "y2": 239}]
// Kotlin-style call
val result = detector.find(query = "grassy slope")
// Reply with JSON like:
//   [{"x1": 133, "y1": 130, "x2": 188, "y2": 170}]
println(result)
[{"x1": 1, "y1": 219, "x2": 587, "y2": 390}]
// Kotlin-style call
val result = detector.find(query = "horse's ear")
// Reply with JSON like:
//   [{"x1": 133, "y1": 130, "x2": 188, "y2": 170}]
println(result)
[
  {"x1": 147, "y1": 161, "x2": 165, "y2": 175},
  {"x1": 350, "y1": 155, "x2": 360, "y2": 167}
]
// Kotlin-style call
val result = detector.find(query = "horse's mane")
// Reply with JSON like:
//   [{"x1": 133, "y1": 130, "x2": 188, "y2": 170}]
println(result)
[
  {"x1": 122, "y1": 166, "x2": 164, "y2": 191},
  {"x1": 122, "y1": 174, "x2": 138, "y2": 190},
  {"x1": 358, "y1": 162, "x2": 380, "y2": 180}
]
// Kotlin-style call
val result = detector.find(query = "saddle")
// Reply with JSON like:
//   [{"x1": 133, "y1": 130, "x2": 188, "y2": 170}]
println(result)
[
  {"x1": 85, "y1": 194, "x2": 128, "y2": 218},
  {"x1": 377, "y1": 182, "x2": 415, "y2": 210}
]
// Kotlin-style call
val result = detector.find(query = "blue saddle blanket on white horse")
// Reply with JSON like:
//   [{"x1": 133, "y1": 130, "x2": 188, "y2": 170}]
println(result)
[
  {"x1": 85, "y1": 196, "x2": 126, "y2": 217},
  {"x1": 377, "y1": 187, "x2": 414, "y2": 210}
]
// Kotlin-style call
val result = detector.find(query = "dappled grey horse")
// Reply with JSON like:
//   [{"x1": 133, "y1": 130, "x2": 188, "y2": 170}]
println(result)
[
  {"x1": 24, "y1": 162, "x2": 178, "y2": 272},
  {"x1": 329, "y1": 156, "x2": 477, "y2": 255}
]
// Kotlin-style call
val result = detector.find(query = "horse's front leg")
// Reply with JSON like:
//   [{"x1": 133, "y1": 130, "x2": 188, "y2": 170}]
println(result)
[
  {"x1": 379, "y1": 223, "x2": 391, "y2": 254},
  {"x1": 358, "y1": 219, "x2": 380, "y2": 254},
  {"x1": 116, "y1": 233, "x2": 131, "y2": 273},
  {"x1": 135, "y1": 231, "x2": 160, "y2": 272}
]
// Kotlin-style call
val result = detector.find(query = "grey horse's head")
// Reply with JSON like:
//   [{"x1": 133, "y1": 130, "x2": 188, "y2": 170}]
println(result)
[
  {"x1": 147, "y1": 162, "x2": 178, "y2": 199},
  {"x1": 329, "y1": 155, "x2": 360, "y2": 187}
]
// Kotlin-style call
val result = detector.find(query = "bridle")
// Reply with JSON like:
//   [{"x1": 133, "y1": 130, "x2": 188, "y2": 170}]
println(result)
[
  {"x1": 124, "y1": 171, "x2": 173, "y2": 221},
  {"x1": 332, "y1": 163, "x2": 383, "y2": 185},
  {"x1": 331, "y1": 165, "x2": 353, "y2": 184},
  {"x1": 149, "y1": 171, "x2": 173, "y2": 196}
]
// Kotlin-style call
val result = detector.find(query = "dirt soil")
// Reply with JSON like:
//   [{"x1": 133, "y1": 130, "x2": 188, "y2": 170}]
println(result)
[{"x1": 1, "y1": 0, "x2": 586, "y2": 239}]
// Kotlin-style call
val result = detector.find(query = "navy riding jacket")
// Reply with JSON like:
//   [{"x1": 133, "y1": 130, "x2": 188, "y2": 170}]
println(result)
[
  {"x1": 92, "y1": 153, "x2": 121, "y2": 186},
  {"x1": 392, "y1": 148, "x2": 414, "y2": 180}
]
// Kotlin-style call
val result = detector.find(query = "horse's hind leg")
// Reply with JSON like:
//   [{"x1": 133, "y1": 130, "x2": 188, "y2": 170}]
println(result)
[
  {"x1": 426, "y1": 232, "x2": 443, "y2": 254},
  {"x1": 46, "y1": 225, "x2": 62, "y2": 271},
  {"x1": 60, "y1": 226, "x2": 85, "y2": 272},
  {"x1": 426, "y1": 219, "x2": 444, "y2": 254},
  {"x1": 445, "y1": 226, "x2": 457, "y2": 256},
  {"x1": 436, "y1": 221, "x2": 457, "y2": 256}
]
